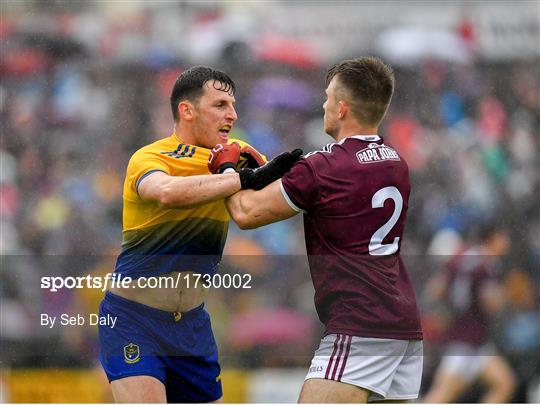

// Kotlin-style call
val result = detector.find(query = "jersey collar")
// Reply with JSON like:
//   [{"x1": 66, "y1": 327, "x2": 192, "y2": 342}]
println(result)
[{"x1": 350, "y1": 134, "x2": 381, "y2": 142}]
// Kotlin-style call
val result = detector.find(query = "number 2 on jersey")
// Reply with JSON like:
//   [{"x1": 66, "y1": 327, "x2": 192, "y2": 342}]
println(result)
[{"x1": 368, "y1": 186, "x2": 403, "y2": 256}]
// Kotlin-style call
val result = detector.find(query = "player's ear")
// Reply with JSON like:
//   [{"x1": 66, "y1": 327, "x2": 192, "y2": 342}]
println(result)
[
  {"x1": 338, "y1": 100, "x2": 348, "y2": 119},
  {"x1": 179, "y1": 101, "x2": 194, "y2": 121}
]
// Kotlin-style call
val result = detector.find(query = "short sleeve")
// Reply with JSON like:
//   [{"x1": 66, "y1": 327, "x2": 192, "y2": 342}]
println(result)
[
  {"x1": 281, "y1": 158, "x2": 319, "y2": 213},
  {"x1": 127, "y1": 150, "x2": 171, "y2": 196}
]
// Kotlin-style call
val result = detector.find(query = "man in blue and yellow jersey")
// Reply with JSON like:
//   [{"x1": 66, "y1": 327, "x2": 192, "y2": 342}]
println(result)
[{"x1": 98, "y1": 66, "x2": 301, "y2": 403}]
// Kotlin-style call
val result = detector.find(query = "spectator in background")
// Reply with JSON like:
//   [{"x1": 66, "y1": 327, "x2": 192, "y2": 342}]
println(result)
[{"x1": 423, "y1": 222, "x2": 517, "y2": 403}]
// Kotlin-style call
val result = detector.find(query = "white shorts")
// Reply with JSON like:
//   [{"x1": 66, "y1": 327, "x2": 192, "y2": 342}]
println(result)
[
  {"x1": 438, "y1": 342, "x2": 496, "y2": 382},
  {"x1": 305, "y1": 334, "x2": 423, "y2": 402}
]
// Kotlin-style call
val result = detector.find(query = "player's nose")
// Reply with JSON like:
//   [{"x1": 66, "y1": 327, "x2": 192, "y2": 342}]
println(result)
[{"x1": 226, "y1": 106, "x2": 238, "y2": 122}]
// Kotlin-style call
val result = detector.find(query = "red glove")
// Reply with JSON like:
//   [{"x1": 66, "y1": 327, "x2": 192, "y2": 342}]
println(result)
[
  {"x1": 238, "y1": 145, "x2": 265, "y2": 169},
  {"x1": 208, "y1": 142, "x2": 241, "y2": 174}
]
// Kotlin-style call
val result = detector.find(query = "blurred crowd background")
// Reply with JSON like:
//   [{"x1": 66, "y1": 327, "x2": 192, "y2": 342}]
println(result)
[{"x1": 1, "y1": 1, "x2": 539, "y2": 402}]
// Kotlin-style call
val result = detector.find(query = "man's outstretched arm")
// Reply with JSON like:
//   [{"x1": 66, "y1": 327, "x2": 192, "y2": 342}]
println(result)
[
  {"x1": 139, "y1": 144, "x2": 301, "y2": 209},
  {"x1": 139, "y1": 171, "x2": 241, "y2": 208},
  {"x1": 226, "y1": 179, "x2": 299, "y2": 229}
]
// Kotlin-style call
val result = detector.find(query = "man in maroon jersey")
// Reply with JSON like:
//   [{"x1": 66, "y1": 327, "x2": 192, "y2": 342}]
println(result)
[
  {"x1": 423, "y1": 224, "x2": 516, "y2": 403},
  {"x1": 208, "y1": 57, "x2": 423, "y2": 402}
]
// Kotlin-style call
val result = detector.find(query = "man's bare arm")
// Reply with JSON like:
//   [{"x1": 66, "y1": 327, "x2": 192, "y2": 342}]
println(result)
[
  {"x1": 226, "y1": 179, "x2": 298, "y2": 229},
  {"x1": 138, "y1": 171, "x2": 241, "y2": 208}
]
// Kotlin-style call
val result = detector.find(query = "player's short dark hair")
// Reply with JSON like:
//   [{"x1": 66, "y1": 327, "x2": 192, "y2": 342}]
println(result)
[
  {"x1": 170, "y1": 66, "x2": 236, "y2": 122},
  {"x1": 326, "y1": 56, "x2": 395, "y2": 126}
]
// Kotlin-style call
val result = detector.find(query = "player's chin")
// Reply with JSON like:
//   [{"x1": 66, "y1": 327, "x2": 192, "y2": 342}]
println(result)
[
  {"x1": 217, "y1": 132, "x2": 229, "y2": 142},
  {"x1": 324, "y1": 126, "x2": 334, "y2": 136}
]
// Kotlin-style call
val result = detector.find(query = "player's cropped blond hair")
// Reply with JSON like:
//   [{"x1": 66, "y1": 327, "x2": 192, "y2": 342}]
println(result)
[{"x1": 326, "y1": 56, "x2": 395, "y2": 127}]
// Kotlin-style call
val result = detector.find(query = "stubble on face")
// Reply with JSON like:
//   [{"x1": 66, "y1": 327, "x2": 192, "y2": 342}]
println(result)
[
  {"x1": 323, "y1": 78, "x2": 340, "y2": 137},
  {"x1": 190, "y1": 81, "x2": 236, "y2": 149}
]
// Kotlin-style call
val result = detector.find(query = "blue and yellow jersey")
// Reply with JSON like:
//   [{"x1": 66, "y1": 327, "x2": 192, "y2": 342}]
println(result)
[{"x1": 114, "y1": 133, "x2": 264, "y2": 279}]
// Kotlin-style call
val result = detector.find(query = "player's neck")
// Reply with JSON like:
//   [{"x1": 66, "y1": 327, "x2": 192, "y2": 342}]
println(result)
[
  {"x1": 173, "y1": 123, "x2": 195, "y2": 145},
  {"x1": 334, "y1": 121, "x2": 378, "y2": 142}
]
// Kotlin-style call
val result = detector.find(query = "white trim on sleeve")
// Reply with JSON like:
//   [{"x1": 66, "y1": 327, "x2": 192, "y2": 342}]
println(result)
[{"x1": 279, "y1": 180, "x2": 306, "y2": 213}]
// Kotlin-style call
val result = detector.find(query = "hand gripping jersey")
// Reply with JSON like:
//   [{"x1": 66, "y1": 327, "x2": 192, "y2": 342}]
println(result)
[
  {"x1": 114, "y1": 133, "x2": 262, "y2": 279},
  {"x1": 281, "y1": 135, "x2": 422, "y2": 340}
]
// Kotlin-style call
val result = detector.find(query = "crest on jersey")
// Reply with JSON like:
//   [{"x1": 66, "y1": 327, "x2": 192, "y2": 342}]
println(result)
[{"x1": 124, "y1": 343, "x2": 140, "y2": 364}]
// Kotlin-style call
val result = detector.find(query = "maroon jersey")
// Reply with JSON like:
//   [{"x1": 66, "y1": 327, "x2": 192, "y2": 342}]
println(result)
[
  {"x1": 445, "y1": 248, "x2": 500, "y2": 346},
  {"x1": 281, "y1": 135, "x2": 422, "y2": 340}
]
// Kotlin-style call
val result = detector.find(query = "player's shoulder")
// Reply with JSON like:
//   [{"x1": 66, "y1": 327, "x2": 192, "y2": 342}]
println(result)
[
  {"x1": 303, "y1": 134, "x2": 371, "y2": 160},
  {"x1": 125, "y1": 136, "x2": 178, "y2": 176},
  {"x1": 301, "y1": 138, "x2": 352, "y2": 172},
  {"x1": 301, "y1": 142, "x2": 342, "y2": 171},
  {"x1": 130, "y1": 136, "x2": 174, "y2": 160},
  {"x1": 304, "y1": 141, "x2": 340, "y2": 159}
]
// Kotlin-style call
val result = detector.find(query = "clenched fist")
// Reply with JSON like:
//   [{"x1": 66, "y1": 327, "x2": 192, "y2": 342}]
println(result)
[{"x1": 208, "y1": 142, "x2": 241, "y2": 174}]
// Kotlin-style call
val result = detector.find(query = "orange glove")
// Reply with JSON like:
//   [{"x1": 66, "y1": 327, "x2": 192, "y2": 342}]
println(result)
[{"x1": 208, "y1": 142, "x2": 241, "y2": 174}]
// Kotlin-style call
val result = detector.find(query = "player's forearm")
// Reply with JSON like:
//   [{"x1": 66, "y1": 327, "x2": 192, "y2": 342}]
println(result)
[
  {"x1": 159, "y1": 173, "x2": 241, "y2": 208},
  {"x1": 226, "y1": 190, "x2": 273, "y2": 229},
  {"x1": 226, "y1": 190, "x2": 258, "y2": 229},
  {"x1": 226, "y1": 180, "x2": 297, "y2": 229}
]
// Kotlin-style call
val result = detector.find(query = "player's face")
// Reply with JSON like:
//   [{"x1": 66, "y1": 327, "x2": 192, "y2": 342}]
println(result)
[
  {"x1": 191, "y1": 80, "x2": 237, "y2": 149},
  {"x1": 323, "y1": 77, "x2": 340, "y2": 138}
]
